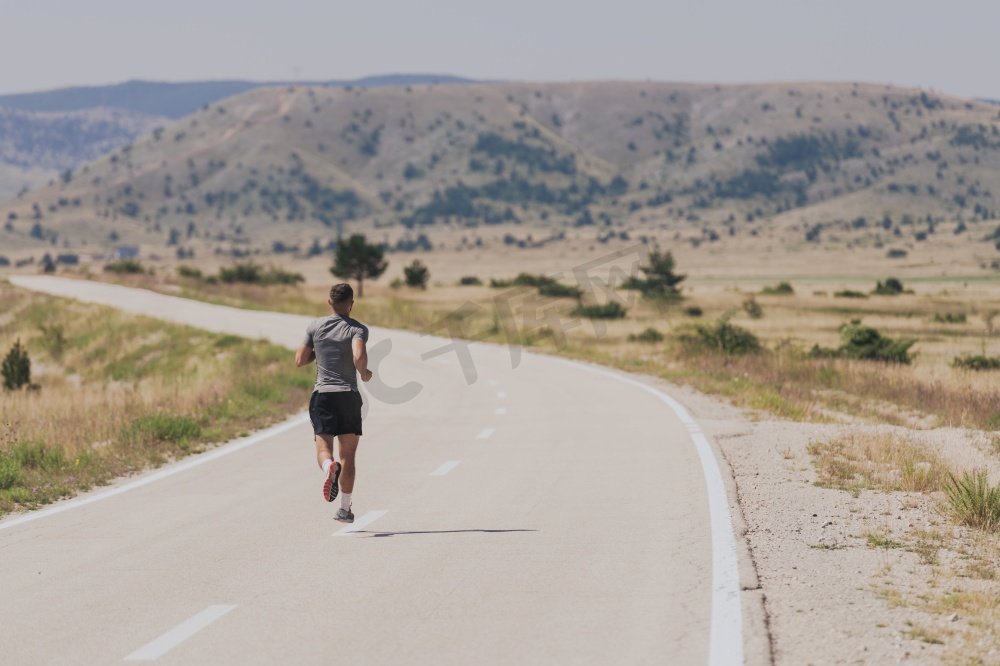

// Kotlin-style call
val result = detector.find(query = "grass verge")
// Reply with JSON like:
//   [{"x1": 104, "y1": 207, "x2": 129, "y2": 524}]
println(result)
[{"x1": 0, "y1": 281, "x2": 311, "y2": 517}]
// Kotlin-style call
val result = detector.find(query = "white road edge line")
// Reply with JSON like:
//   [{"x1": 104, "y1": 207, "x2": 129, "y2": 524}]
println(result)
[
  {"x1": 0, "y1": 414, "x2": 310, "y2": 532},
  {"x1": 495, "y1": 407, "x2": 508, "y2": 416},
  {"x1": 476, "y1": 427, "x2": 495, "y2": 440},
  {"x1": 333, "y1": 510, "x2": 387, "y2": 536},
  {"x1": 123, "y1": 604, "x2": 237, "y2": 662},
  {"x1": 552, "y1": 358, "x2": 743, "y2": 666},
  {"x1": 430, "y1": 460, "x2": 461, "y2": 476}
]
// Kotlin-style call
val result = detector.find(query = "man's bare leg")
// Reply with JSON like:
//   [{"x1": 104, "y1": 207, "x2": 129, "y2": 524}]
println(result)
[
  {"x1": 333, "y1": 434, "x2": 360, "y2": 521},
  {"x1": 337, "y1": 434, "x2": 360, "y2": 494},
  {"x1": 315, "y1": 434, "x2": 334, "y2": 470},
  {"x1": 316, "y1": 434, "x2": 341, "y2": 502}
]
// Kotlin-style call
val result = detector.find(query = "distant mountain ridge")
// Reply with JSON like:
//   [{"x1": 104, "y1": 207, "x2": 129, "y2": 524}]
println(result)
[{"x1": 0, "y1": 75, "x2": 477, "y2": 118}]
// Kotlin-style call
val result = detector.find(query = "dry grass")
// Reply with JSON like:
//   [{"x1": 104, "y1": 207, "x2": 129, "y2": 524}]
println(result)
[
  {"x1": 0, "y1": 281, "x2": 312, "y2": 515},
  {"x1": 808, "y1": 432, "x2": 950, "y2": 493}
]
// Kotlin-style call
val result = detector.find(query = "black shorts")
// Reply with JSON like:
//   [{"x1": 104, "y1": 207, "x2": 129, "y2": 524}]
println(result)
[{"x1": 309, "y1": 391, "x2": 363, "y2": 437}]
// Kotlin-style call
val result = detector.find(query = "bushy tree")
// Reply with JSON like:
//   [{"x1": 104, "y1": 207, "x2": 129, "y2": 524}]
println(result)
[
  {"x1": 403, "y1": 259, "x2": 430, "y2": 289},
  {"x1": 2, "y1": 339, "x2": 31, "y2": 390},
  {"x1": 330, "y1": 234, "x2": 387, "y2": 297}
]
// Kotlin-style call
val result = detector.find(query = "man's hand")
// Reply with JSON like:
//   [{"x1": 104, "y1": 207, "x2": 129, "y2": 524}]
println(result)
[{"x1": 361, "y1": 369, "x2": 373, "y2": 382}]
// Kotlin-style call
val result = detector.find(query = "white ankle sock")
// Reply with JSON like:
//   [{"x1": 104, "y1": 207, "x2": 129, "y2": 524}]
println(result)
[
  {"x1": 322, "y1": 459, "x2": 333, "y2": 474},
  {"x1": 340, "y1": 492, "x2": 352, "y2": 510}
]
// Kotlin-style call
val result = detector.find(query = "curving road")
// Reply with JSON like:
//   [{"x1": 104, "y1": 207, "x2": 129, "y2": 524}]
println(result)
[{"x1": 2, "y1": 276, "x2": 751, "y2": 665}]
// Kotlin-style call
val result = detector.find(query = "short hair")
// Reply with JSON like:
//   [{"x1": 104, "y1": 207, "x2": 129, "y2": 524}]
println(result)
[{"x1": 330, "y1": 283, "x2": 354, "y2": 306}]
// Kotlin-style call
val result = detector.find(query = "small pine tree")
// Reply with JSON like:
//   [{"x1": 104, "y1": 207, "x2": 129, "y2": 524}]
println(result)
[
  {"x1": 637, "y1": 247, "x2": 686, "y2": 299},
  {"x1": 2, "y1": 339, "x2": 31, "y2": 390},
  {"x1": 403, "y1": 260, "x2": 430, "y2": 289},
  {"x1": 330, "y1": 234, "x2": 388, "y2": 297}
]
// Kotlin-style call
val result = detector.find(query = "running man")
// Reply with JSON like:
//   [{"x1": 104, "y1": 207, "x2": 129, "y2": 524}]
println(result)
[{"x1": 295, "y1": 283, "x2": 372, "y2": 523}]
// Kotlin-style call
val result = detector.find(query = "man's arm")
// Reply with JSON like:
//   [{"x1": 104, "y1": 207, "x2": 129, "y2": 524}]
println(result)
[
  {"x1": 353, "y1": 338, "x2": 373, "y2": 382},
  {"x1": 295, "y1": 345, "x2": 315, "y2": 367}
]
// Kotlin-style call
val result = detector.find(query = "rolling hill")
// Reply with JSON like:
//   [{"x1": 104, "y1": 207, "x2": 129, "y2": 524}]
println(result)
[{"x1": 3, "y1": 80, "x2": 1000, "y2": 261}]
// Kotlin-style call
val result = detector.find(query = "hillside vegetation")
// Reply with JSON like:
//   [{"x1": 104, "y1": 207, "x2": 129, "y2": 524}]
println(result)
[{"x1": 4, "y1": 81, "x2": 1000, "y2": 258}]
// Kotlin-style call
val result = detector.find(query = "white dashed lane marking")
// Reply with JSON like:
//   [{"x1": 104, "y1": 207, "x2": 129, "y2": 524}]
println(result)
[
  {"x1": 430, "y1": 461, "x2": 461, "y2": 476},
  {"x1": 123, "y1": 605, "x2": 237, "y2": 662},
  {"x1": 476, "y1": 428, "x2": 495, "y2": 440}
]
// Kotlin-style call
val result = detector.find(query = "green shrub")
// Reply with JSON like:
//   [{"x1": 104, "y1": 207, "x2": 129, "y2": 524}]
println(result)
[
  {"x1": 2, "y1": 339, "x2": 31, "y2": 390},
  {"x1": 834, "y1": 289, "x2": 868, "y2": 299},
  {"x1": 458, "y1": 276, "x2": 482, "y2": 286},
  {"x1": 12, "y1": 442, "x2": 64, "y2": 471},
  {"x1": 742, "y1": 297, "x2": 763, "y2": 319},
  {"x1": 104, "y1": 259, "x2": 144, "y2": 274},
  {"x1": 0, "y1": 457, "x2": 20, "y2": 490},
  {"x1": 218, "y1": 263, "x2": 304, "y2": 285},
  {"x1": 761, "y1": 281, "x2": 794, "y2": 295},
  {"x1": 681, "y1": 316, "x2": 761, "y2": 355},
  {"x1": 628, "y1": 327, "x2": 664, "y2": 343},
  {"x1": 886, "y1": 248, "x2": 908, "y2": 258},
  {"x1": 933, "y1": 312, "x2": 966, "y2": 324},
  {"x1": 403, "y1": 259, "x2": 430, "y2": 289},
  {"x1": 37, "y1": 324, "x2": 67, "y2": 361},
  {"x1": 944, "y1": 470, "x2": 1000, "y2": 532},
  {"x1": 177, "y1": 265, "x2": 203, "y2": 279},
  {"x1": 952, "y1": 355, "x2": 1000, "y2": 371},
  {"x1": 811, "y1": 320, "x2": 915, "y2": 364},
  {"x1": 684, "y1": 306, "x2": 704, "y2": 317},
  {"x1": 571, "y1": 302, "x2": 627, "y2": 319},
  {"x1": 538, "y1": 281, "x2": 582, "y2": 298},
  {"x1": 126, "y1": 413, "x2": 201, "y2": 443},
  {"x1": 872, "y1": 277, "x2": 906, "y2": 295}
]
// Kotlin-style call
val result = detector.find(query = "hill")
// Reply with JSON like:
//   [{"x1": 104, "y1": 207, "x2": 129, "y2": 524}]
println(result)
[
  {"x1": 0, "y1": 75, "x2": 476, "y2": 118},
  {"x1": 4, "y1": 80, "x2": 1000, "y2": 261},
  {"x1": 0, "y1": 106, "x2": 165, "y2": 200}
]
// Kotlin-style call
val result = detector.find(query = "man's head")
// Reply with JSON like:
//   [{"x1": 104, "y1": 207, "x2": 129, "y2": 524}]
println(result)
[{"x1": 329, "y1": 283, "x2": 354, "y2": 314}]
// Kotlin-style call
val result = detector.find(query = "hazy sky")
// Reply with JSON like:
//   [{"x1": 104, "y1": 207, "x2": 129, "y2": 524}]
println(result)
[{"x1": 2, "y1": 0, "x2": 996, "y2": 99}]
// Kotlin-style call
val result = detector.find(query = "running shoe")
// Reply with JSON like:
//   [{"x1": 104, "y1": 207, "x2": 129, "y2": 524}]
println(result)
[
  {"x1": 334, "y1": 507, "x2": 354, "y2": 523},
  {"x1": 323, "y1": 461, "x2": 341, "y2": 502}
]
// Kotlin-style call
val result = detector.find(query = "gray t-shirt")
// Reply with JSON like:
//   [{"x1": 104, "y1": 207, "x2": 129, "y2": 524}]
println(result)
[{"x1": 302, "y1": 314, "x2": 369, "y2": 393}]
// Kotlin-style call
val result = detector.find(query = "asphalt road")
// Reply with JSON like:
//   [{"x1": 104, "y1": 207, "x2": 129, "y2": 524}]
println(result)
[{"x1": 2, "y1": 276, "x2": 746, "y2": 665}]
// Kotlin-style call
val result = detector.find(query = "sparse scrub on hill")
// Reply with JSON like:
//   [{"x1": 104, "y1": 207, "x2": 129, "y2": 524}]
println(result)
[
  {"x1": 458, "y1": 276, "x2": 482, "y2": 286},
  {"x1": 684, "y1": 306, "x2": 704, "y2": 317},
  {"x1": 834, "y1": 289, "x2": 868, "y2": 299},
  {"x1": 810, "y1": 320, "x2": 915, "y2": 364}
]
